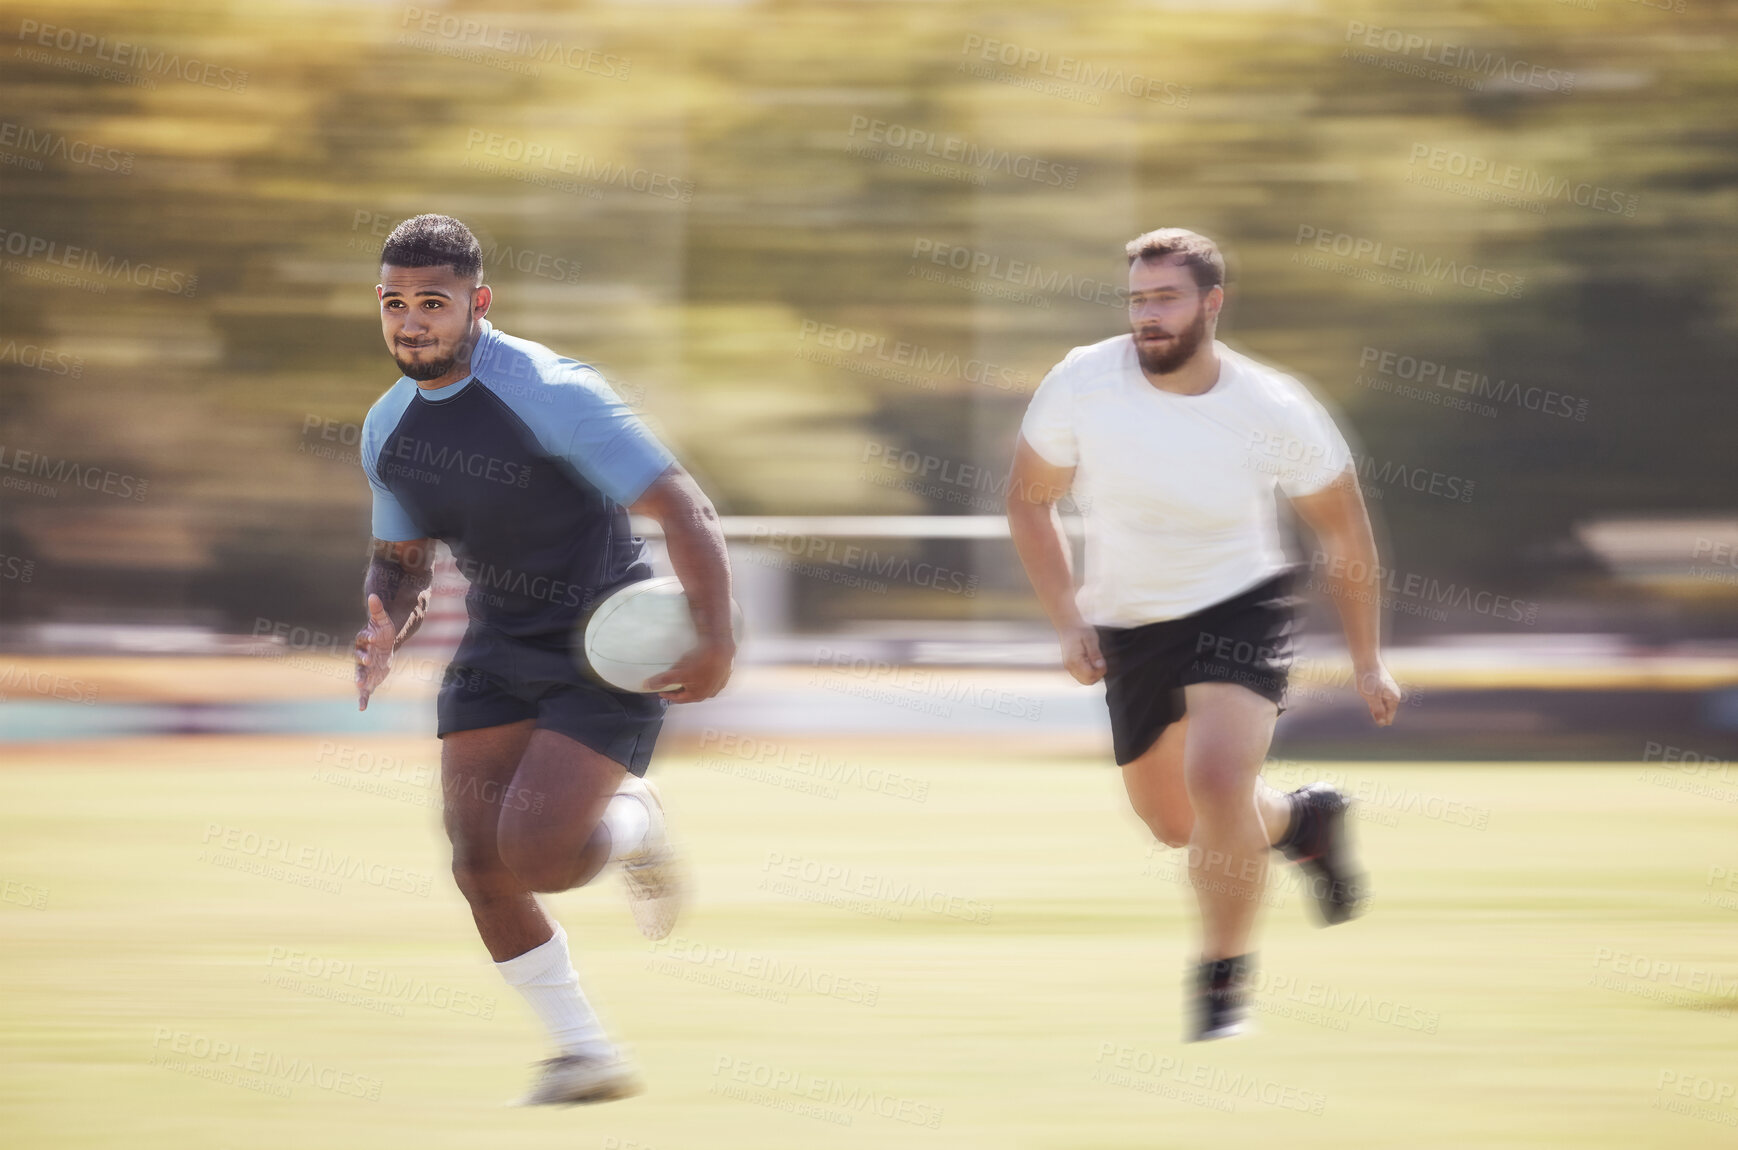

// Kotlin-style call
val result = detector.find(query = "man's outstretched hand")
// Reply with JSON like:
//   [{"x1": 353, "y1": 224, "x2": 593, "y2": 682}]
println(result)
[{"x1": 354, "y1": 593, "x2": 396, "y2": 711}]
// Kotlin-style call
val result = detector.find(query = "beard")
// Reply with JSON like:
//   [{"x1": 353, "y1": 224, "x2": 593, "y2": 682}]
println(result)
[
  {"x1": 392, "y1": 330, "x2": 470, "y2": 381},
  {"x1": 1132, "y1": 304, "x2": 1210, "y2": 375},
  {"x1": 394, "y1": 346, "x2": 461, "y2": 381}
]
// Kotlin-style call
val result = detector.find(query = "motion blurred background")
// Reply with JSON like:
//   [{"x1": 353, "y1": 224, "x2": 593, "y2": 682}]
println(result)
[
  {"x1": 3, "y1": 2, "x2": 1738, "y2": 1147},
  {"x1": 4, "y1": 0, "x2": 1737, "y2": 754}
]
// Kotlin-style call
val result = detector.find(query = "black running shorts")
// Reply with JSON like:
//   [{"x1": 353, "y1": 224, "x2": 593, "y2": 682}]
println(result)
[
  {"x1": 1095, "y1": 569, "x2": 1300, "y2": 766},
  {"x1": 436, "y1": 625, "x2": 666, "y2": 776}
]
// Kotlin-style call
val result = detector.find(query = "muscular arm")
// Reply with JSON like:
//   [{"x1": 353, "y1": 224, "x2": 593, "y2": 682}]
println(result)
[
  {"x1": 1288, "y1": 469, "x2": 1401, "y2": 725},
  {"x1": 1005, "y1": 436, "x2": 1104, "y2": 684},
  {"x1": 629, "y1": 464, "x2": 735, "y2": 702},
  {"x1": 354, "y1": 536, "x2": 435, "y2": 710}
]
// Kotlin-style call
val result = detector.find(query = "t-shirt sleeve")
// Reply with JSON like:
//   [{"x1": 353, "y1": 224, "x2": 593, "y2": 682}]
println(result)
[
  {"x1": 360, "y1": 406, "x2": 427, "y2": 542},
  {"x1": 549, "y1": 370, "x2": 676, "y2": 506},
  {"x1": 1019, "y1": 356, "x2": 1079, "y2": 468},
  {"x1": 368, "y1": 484, "x2": 425, "y2": 541},
  {"x1": 1275, "y1": 388, "x2": 1354, "y2": 498}
]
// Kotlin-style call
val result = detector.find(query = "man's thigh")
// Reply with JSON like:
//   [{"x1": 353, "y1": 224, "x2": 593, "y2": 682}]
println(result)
[
  {"x1": 496, "y1": 728, "x2": 629, "y2": 861},
  {"x1": 1180, "y1": 682, "x2": 1280, "y2": 791},
  {"x1": 442, "y1": 719, "x2": 538, "y2": 862},
  {"x1": 1123, "y1": 681, "x2": 1280, "y2": 815},
  {"x1": 1122, "y1": 715, "x2": 1192, "y2": 832}
]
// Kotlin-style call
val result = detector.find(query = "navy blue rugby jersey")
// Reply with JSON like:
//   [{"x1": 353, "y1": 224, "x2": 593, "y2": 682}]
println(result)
[{"x1": 359, "y1": 319, "x2": 674, "y2": 640}]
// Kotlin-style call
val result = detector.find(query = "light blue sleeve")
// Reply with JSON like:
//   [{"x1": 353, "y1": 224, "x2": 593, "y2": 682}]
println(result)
[
  {"x1": 359, "y1": 384, "x2": 428, "y2": 541},
  {"x1": 498, "y1": 367, "x2": 676, "y2": 507}
]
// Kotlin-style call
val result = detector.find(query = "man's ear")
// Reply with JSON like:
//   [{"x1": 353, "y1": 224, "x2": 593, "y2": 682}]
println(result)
[{"x1": 473, "y1": 284, "x2": 492, "y2": 318}]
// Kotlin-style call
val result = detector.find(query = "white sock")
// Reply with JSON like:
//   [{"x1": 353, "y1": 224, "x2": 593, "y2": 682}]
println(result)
[
  {"x1": 602, "y1": 792, "x2": 652, "y2": 863},
  {"x1": 495, "y1": 925, "x2": 613, "y2": 1059}
]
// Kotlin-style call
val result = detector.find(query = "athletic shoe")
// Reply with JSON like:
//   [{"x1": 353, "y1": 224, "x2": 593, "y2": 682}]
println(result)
[
  {"x1": 616, "y1": 776, "x2": 685, "y2": 941},
  {"x1": 1189, "y1": 954, "x2": 1254, "y2": 1042},
  {"x1": 514, "y1": 1051, "x2": 642, "y2": 1105},
  {"x1": 1277, "y1": 783, "x2": 1367, "y2": 926}
]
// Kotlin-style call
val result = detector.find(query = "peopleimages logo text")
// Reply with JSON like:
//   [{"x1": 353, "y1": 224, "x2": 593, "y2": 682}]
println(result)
[
  {"x1": 16, "y1": 20, "x2": 249, "y2": 90},
  {"x1": 911, "y1": 239, "x2": 1127, "y2": 306},
  {"x1": 1294, "y1": 226, "x2": 1524, "y2": 298},
  {"x1": 846, "y1": 117, "x2": 1078, "y2": 188},
  {"x1": 0, "y1": 227, "x2": 197, "y2": 296},
  {"x1": 1343, "y1": 23, "x2": 1574, "y2": 93},
  {"x1": 958, "y1": 35, "x2": 1191, "y2": 105}
]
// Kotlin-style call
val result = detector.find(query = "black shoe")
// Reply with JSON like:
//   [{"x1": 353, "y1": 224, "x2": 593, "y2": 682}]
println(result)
[
  {"x1": 1275, "y1": 784, "x2": 1367, "y2": 926},
  {"x1": 1189, "y1": 954, "x2": 1254, "y2": 1042}
]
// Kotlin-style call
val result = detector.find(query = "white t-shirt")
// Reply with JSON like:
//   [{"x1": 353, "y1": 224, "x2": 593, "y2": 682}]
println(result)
[{"x1": 1019, "y1": 335, "x2": 1352, "y2": 627}]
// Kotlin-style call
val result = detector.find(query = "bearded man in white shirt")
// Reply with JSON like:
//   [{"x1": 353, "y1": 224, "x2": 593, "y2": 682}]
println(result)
[{"x1": 1006, "y1": 228, "x2": 1403, "y2": 1041}]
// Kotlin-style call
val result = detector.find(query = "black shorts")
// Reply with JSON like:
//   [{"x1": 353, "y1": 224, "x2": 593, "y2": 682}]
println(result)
[
  {"x1": 436, "y1": 625, "x2": 667, "y2": 776},
  {"x1": 1096, "y1": 570, "x2": 1300, "y2": 766}
]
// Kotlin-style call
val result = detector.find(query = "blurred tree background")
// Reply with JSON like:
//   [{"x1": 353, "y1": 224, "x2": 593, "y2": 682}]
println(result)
[{"x1": 2, "y1": 0, "x2": 1735, "y2": 639}]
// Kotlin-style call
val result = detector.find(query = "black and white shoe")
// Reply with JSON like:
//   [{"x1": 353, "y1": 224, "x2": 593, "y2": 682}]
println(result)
[
  {"x1": 1276, "y1": 784, "x2": 1367, "y2": 926},
  {"x1": 1189, "y1": 954, "x2": 1254, "y2": 1042}
]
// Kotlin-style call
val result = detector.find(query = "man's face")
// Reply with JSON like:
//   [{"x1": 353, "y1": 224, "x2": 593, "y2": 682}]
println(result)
[
  {"x1": 377, "y1": 264, "x2": 490, "y2": 381},
  {"x1": 1127, "y1": 255, "x2": 1220, "y2": 375}
]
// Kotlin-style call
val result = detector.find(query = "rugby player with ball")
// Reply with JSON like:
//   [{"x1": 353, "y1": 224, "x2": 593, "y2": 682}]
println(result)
[{"x1": 352, "y1": 215, "x2": 734, "y2": 1103}]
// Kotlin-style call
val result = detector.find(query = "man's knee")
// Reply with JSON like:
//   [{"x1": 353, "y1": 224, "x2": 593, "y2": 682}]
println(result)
[
  {"x1": 1185, "y1": 760, "x2": 1254, "y2": 814},
  {"x1": 450, "y1": 848, "x2": 519, "y2": 905},
  {"x1": 496, "y1": 824, "x2": 589, "y2": 894},
  {"x1": 1135, "y1": 804, "x2": 1192, "y2": 849}
]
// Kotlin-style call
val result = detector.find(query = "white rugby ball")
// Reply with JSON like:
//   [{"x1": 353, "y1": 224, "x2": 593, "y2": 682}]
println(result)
[{"x1": 580, "y1": 577, "x2": 743, "y2": 693}]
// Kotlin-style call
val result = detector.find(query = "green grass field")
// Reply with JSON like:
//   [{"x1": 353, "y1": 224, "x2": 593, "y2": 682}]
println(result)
[{"x1": 3, "y1": 736, "x2": 1736, "y2": 1149}]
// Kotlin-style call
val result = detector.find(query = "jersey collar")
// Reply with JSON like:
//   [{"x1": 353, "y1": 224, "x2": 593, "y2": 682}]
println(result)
[{"x1": 411, "y1": 374, "x2": 474, "y2": 402}]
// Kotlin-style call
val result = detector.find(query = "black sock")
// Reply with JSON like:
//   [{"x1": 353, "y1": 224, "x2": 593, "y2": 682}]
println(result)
[
  {"x1": 1199, "y1": 953, "x2": 1254, "y2": 993},
  {"x1": 1193, "y1": 954, "x2": 1255, "y2": 1038},
  {"x1": 1271, "y1": 790, "x2": 1304, "y2": 853}
]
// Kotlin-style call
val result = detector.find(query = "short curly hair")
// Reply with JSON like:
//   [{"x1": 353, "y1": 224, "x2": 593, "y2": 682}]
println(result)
[
  {"x1": 380, "y1": 214, "x2": 482, "y2": 280},
  {"x1": 1124, "y1": 228, "x2": 1225, "y2": 292}
]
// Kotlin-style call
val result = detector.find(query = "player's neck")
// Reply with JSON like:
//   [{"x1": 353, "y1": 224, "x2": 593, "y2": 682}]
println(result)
[
  {"x1": 1140, "y1": 341, "x2": 1222, "y2": 397},
  {"x1": 413, "y1": 359, "x2": 474, "y2": 391}
]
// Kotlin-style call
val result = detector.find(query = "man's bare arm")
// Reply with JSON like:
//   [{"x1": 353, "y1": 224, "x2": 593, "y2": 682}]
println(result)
[
  {"x1": 355, "y1": 536, "x2": 435, "y2": 710},
  {"x1": 1288, "y1": 470, "x2": 1401, "y2": 725},
  {"x1": 1005, "y1": 437, "x2": 1104, "y2": 685},
  {"x1": 364, "y1": 537, "x2": 436, "y2": 647},
  {"x1": 629, "y1": 464, "x2": 735, "y2": 702}
]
